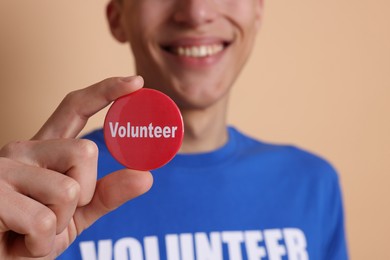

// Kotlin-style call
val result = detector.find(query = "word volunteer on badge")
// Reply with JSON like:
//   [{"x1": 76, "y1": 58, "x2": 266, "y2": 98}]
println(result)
[{"x1": 104, "y1": 88, "x2": 184, "y2": 171}]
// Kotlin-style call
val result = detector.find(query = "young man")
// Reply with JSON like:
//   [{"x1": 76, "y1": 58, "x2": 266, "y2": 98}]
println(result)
[{"x1": 0, "y1": 0, "x2": 348, "y2": 259}]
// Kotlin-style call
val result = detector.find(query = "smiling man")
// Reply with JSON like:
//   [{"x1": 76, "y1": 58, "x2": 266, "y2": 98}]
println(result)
[
  {"x1": 108, "y1": 0, "x2": 263, "y2": 154},
  {"x1": 0, "y1": 0, "x2": 348, "y2": 259}
]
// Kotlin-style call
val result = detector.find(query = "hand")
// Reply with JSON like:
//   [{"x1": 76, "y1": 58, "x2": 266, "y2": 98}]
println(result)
[{"x1": 0, "y1": 76, "x2": 153, "y2": 259}]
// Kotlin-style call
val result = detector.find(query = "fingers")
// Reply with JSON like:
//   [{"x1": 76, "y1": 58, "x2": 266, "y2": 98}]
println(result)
[
  {"x1": 1, "y1": 139, "x2": 98, "y2": 206},
  {"x1": 74, "y1": 169, "x2": 153, "y2": 234},
  {"x1": 0, "y1": 157, "x2": 76, "y2": 236},
  {"x1": 1, "y1": 138, "x2": 98, "y2": 236},
  {"x1": 33, "y1": 76, "x2": 144, "y2": 140},
  {"x1": 0, "y1": 180, "x2": 56, "y2": 257},
  {"x1": 0, "y1": 137, "x2": 100, "y2": 257}
]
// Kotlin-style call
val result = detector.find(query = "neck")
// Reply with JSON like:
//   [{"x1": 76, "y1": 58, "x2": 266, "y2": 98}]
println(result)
[{"x1": 179, "y1": 95, "x2": 229, "y2": 154}]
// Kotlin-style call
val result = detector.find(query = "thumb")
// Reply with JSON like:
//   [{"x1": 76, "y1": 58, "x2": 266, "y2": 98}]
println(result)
[{"x1": 73, "y1": 169, "x2": 153, "y2": 234}]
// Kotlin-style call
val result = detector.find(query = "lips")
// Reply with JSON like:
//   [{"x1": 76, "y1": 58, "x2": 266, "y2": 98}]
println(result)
[{"x1": 161, "y1": 39, "x2": 232, "y2": 58}]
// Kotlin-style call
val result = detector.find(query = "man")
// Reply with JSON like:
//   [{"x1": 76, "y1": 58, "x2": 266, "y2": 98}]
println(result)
[{"x1": 0, "y1": 0, "x2": 348, "y2": 259}]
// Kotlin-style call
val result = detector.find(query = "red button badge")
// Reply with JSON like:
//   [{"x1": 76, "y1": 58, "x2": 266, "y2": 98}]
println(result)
[{"x1": 104, "y1": 88, "x2": 184, "y2": 170}]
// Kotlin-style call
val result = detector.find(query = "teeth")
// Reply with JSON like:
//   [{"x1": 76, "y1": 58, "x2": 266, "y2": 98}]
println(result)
[{"x1": 175, "y1": 44, "x2": 224, "y2": 58}]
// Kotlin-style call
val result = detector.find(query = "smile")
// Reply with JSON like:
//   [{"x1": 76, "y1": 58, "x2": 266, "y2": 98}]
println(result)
[{"x1": 161, "y1": 42, "x2": 230, "y2": 58}]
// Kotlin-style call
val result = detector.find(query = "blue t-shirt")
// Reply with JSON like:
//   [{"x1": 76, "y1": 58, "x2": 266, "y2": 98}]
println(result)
[{"x1": 59, "y1": 127, "x2": 348, "y2": 260}]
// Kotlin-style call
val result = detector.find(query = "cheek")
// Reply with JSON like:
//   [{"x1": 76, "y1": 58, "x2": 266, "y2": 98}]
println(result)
[
  {"x1": 123, "y1": 1, "x2": 167, "y2": 43},
  {"x1": 224, "y1": 0, "x2": 259, "y2": 29},
  {"x1": 230, "y1": 4, "x2": 259, "y2": 56}
]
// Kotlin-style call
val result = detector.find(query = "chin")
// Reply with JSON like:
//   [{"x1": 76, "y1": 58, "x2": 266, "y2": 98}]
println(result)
[
  {"x1": 173, "y1": 90, "x2": 228, "y2": 110},
  {"x1": 142, "y1": 70, "x2": 231, "y2": 109}
]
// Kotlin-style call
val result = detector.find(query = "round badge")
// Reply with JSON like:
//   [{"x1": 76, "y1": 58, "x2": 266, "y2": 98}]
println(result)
[{"x1": 104, "y1": 88, "x2": 184, "y2": 171}]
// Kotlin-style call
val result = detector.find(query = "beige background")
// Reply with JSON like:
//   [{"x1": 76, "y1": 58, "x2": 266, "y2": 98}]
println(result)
[{"x1": 0, "y1": 0, "x2": 389, "y2": 259}]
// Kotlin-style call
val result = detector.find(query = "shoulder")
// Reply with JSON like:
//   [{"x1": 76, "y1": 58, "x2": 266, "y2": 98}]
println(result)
[{"x1": 231, "y1": 127, "x2": 340, "y2": 182}]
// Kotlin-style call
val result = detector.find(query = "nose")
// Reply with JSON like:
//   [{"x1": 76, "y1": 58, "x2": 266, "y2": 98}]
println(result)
[{"x1": 172, "y1": 0, "x2": 219, "y2": 27}]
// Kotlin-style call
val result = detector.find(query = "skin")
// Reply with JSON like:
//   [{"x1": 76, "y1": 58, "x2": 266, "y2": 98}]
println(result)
[{"x1": 0, "y1": 0, "x2": 263, "y2": 258}]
